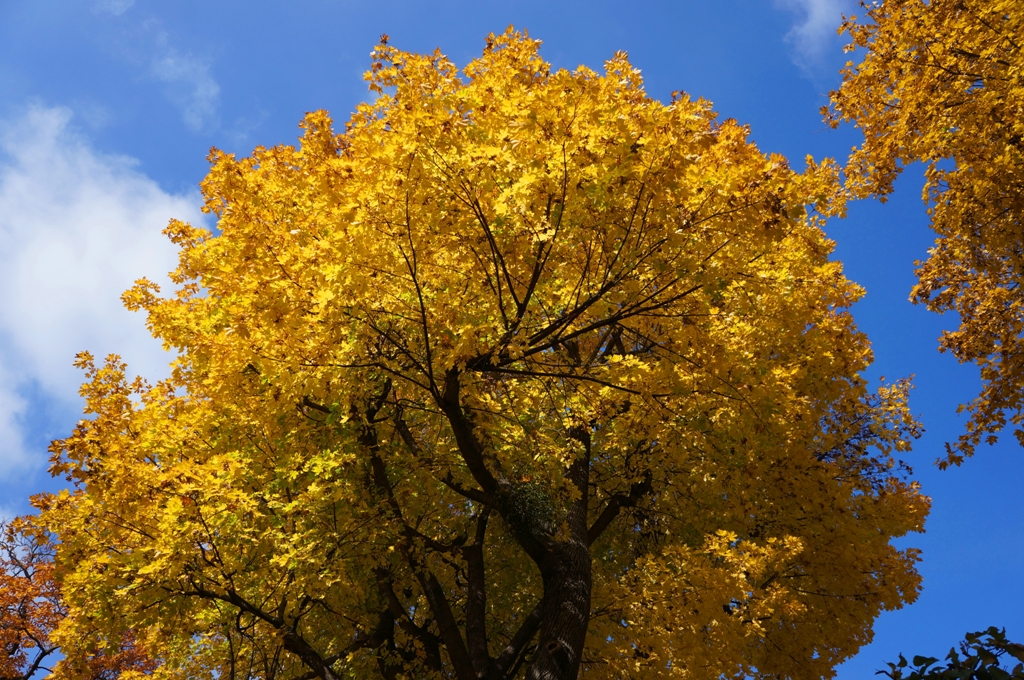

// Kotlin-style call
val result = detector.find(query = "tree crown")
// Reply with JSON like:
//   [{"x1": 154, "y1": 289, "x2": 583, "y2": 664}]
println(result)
[{"x1": 42, "y1": 29, "x2": 928, "y2": 680}]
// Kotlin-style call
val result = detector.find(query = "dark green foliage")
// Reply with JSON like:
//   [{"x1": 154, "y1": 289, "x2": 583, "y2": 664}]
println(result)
[{"x1": 879, "y1": 628, "x2": 1024, "y2": 680}]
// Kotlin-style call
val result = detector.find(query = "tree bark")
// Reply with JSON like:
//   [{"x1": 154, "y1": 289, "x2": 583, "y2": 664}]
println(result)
[
  {"x1": 526, "y1": 443, "x2": 592, "y2": 680},
  {"x1": 526, "y1": 538, "x2": 592, "y2": 680}
]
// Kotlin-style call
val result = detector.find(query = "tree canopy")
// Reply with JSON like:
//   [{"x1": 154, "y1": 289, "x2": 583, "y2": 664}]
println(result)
[
  {"x1": 37, "y1": 30, "x2": 929, "y2": 680},
  {"x1": 827, "y1": 0, "x2": 1024, "y2": 465}
]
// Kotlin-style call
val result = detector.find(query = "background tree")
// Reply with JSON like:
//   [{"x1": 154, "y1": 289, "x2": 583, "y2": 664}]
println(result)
[
  {"x1": 41, "y1": 30, "x2": 928, "y2": 680},
  {"x1": 879, "y1": 628, "x2": 1024, "y2": 680},
  {"x1": 0, "y1": 519, "x2": 61, "y2": 680},
  {"x1": 827, "y1": 0, "x2": 1024, "y2": 466},
  {"x1": 0, "y1": 519, "x2": 151, "y2": 680}
]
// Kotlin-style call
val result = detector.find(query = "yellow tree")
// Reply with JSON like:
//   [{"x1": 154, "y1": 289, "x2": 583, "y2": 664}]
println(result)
[
  {"x1": 41, "y1": 30, "x2": 929, "y2": 680},
  {"x1": 827, "y1": 0, "x2": 1024, "y2": 466}
]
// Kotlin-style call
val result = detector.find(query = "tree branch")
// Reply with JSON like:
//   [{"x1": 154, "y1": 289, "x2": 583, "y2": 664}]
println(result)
[
  {"x1": 419, "y1": 571, "x2": 477, "y2": 680},
  {"x1": 491, "y1": 602, "x2": 543, "y2": 680},
  {"x1": 438, "y1": 369, "x2": 500, "y2": 497},
  {"x1": 588, "y1": 470, "x2": 653, "y2": 546},
  {"x1": 464, "y1": 509, "x2": 491, "y2": 677}
]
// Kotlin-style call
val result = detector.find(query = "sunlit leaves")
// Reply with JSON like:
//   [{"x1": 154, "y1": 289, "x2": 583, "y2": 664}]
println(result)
[
  {"x1": 40, "y1": 28, "x2": 927, "y2": 680},
  {"x1": 828, "y1": 0, "x2": 1024, "y2": 465}
]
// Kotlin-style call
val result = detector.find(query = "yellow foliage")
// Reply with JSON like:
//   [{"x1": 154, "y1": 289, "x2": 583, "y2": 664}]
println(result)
[
  {"x1": 828, "y1": 0, "x2": 1024, "y2": 466},
  {"x1": 42, "y1": 29, "x2": 927, "y2": 680}
]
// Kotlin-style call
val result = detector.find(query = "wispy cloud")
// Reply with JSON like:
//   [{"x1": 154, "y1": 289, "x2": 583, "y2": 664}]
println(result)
[
  {"x1": 150, "y1": 47, "x2": 221, "y2": 131},
  {"x1": 0, "y1": 105, "x2": 205, "y2": 479},
  {"x1": 93, "y1": 0, "x2": 135, "y2": 16},
  {"x1": 0, "y1": 361, "x2": 29, "y2": 475},
  {"x1": 83, "y1": 13, "x2": 221, "y2": 132},
  {"x1": 775, "y1": 0, "x2": 856, "y2": 74},
  {"x1": 0, "y1": 504, "x2": 19, "y2": 523}
]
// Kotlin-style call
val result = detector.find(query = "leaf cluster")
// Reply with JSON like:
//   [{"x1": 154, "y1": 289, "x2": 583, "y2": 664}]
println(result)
[
  {"x1": 880, "y1": 628, "x2": 1024, "y2": 680},
  {"x1": 828, "y1": 0, "x2": 1024, "y2": 465}
]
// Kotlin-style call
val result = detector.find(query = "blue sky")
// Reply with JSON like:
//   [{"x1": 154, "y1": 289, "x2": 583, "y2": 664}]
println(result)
[{"x1": 1, "y1": 1, "x2": 1020, "y2": 676}]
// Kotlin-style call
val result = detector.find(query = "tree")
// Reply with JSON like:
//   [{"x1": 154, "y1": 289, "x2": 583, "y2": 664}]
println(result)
[
  {"x1": 0, "y1": 519, "x2": 152, "y2": 680},
  {"x1": 879, "y1": 628, "x2": 1024, "y2": 680},
  {"x1": 0, "y1": 519, "x2": 61, "y2": 680},
  {"x1": 826, "y1": 0, "x2": 1024, "y2": 466},
  {"x1": 40, "y1": 30, "x2": 929, "y2": 680}
]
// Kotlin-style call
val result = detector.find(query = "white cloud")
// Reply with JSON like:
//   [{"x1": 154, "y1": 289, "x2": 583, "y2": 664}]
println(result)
[
  {"x1": 0, "y1": 105, "x2": 205, "y2": 479},
  {"x1": 151, "y1": 49, "x2": 221, "y2": 131},
  {"x1": 775, "y1": 0, "x2": 856, "y2": 72},
  {"x1": 93, "y1": 0, "x2": 135, "y2": 15}
]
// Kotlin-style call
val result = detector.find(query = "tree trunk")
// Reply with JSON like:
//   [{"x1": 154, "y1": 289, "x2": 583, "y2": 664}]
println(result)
[
  {"x1": 526, "y1": 538, "x2": 592, "y2": 680},
  {"x1": 524, "y1": 435, "x2": 593, "y2": 680}
]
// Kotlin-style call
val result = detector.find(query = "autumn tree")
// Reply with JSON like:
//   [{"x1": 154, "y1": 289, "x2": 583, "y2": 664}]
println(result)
[
  {"x1": 0, "y1": 519, "x2": 151, "y2": 680},
  {"x1": 0, "y1": 519, "x2": 61, "y2": 680},
  {"x1": 827, "y1": 0, "x2": 1024, "y2": 465},
  {"x1": 40, "y1": 30, "x2": 929, "y2": 680}
]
